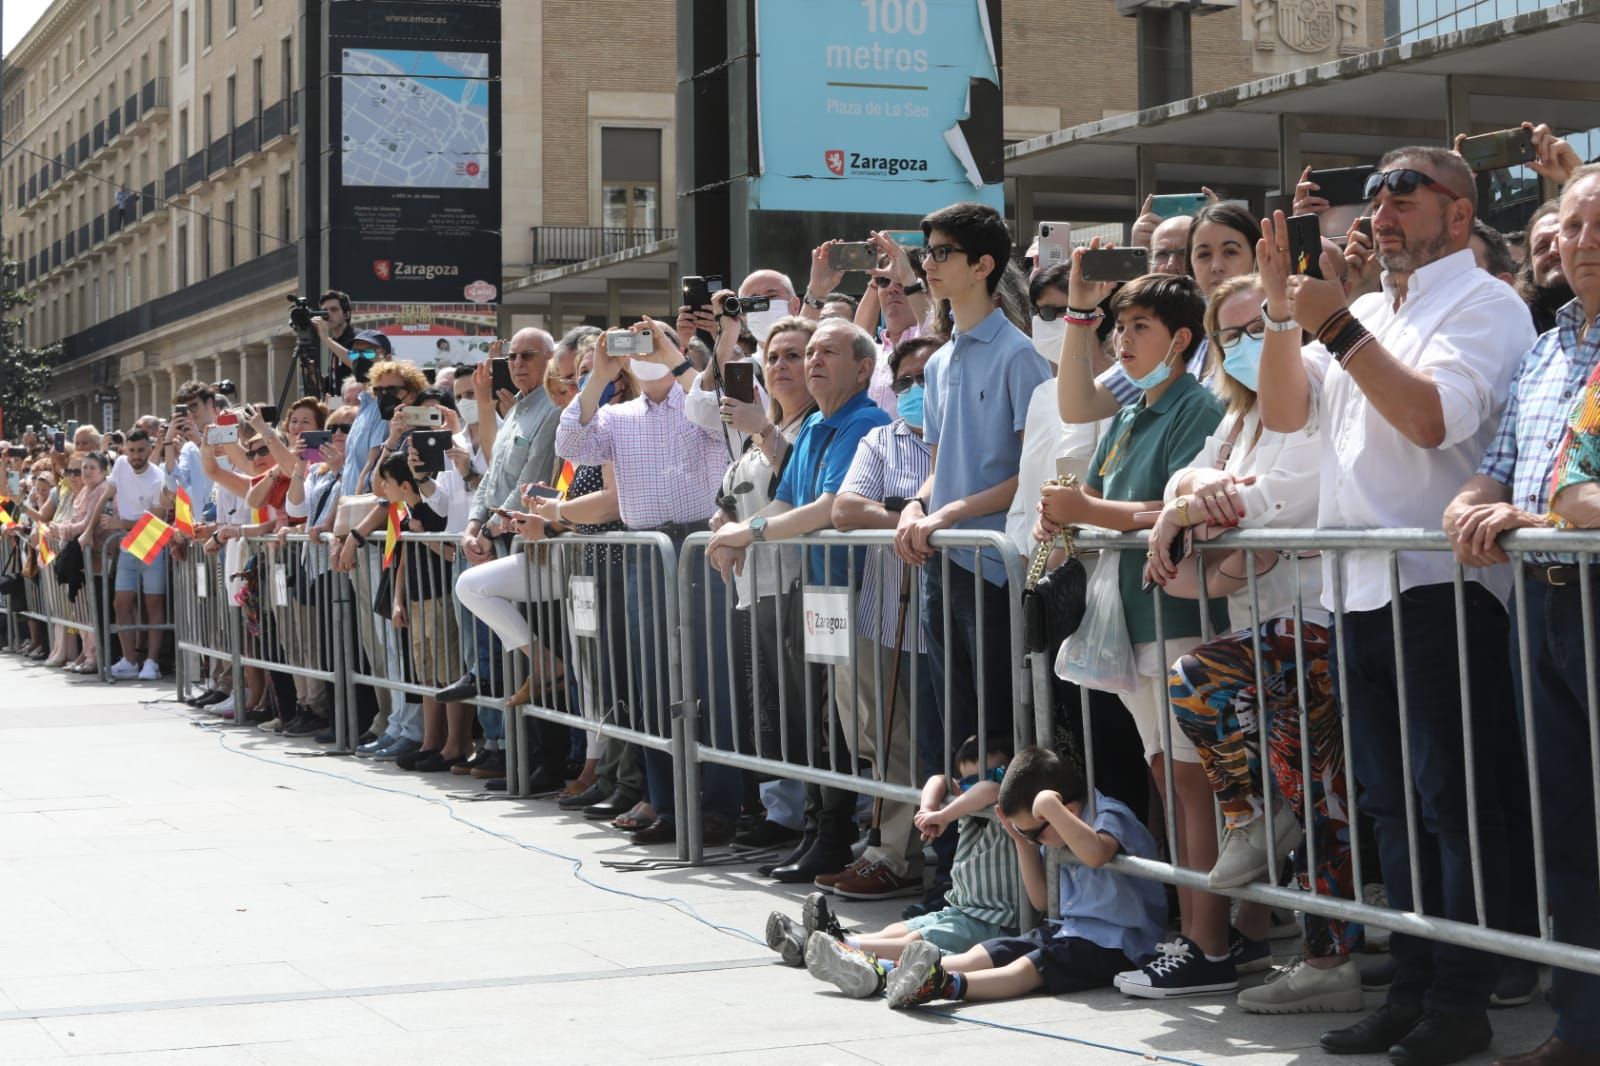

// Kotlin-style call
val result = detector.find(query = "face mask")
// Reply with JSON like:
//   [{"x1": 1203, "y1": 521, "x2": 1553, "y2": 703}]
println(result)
[
  {"x1": 1221, "y1": 333, "x2": 1264, "y2": 393},
  {"x1": 896, "y1": 383, "x2": 925, "y2": 429},
  {"x1": 598, "y1": 380, "x2": 619, "y2": 406},
  {"x1": 377, "y1": 395, "x2": 404, "y2": 419},
  {"x1": 629, "y1": 356, "x2": 671, "y2": 382},
  {"x1": 745, "y1": 306, "x2": 789, "y2": 345},
  {"x1": 1126, "y1": 337, "x2": 1178, "y2": 391},
  {"x1": 351, "y1": 354, "x2": 375, "y2": 383},
  {"x1": 454, "y1": 398, "x2": 478, "y2": 425},
  {"x1": 1031, "y1": 315, "x2": 1067, "y2": 364}
]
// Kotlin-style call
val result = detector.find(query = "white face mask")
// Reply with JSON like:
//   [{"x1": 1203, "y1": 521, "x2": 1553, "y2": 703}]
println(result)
[
  {"x1": 745, "y1": 305, "x2": 790, "y2": 345},
  {"x1": 1031, "y1": 315, "x2": 1067, "y2": 364},
  {"x1": 454, "y1": 398, "x2": 478, "y2": 425},
  {"x1": 629, "y1": 356, "x2": 672, "y2": 382}
]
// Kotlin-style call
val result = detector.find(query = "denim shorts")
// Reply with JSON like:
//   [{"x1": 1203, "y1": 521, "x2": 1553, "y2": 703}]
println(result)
[
  {"x1": 114, "y1": 548, "x2": 169, "y2": 595},
  {"x1": 903, "y1": 907, "x2": 1011, "y2": 954}
]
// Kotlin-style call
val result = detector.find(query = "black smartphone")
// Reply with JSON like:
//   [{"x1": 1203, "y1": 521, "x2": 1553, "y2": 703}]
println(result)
[
  {"x1": 1079, "y1": 247, "x2": 1149, "y2": 283},
  {"x1": 6, "y1": 447, "x2": 27, "y2": 459},
  {"x1": 256, "y1": 404, "x2": 279, "y2": 426},
  {"x1": 1307, "y1": 165, "x2": 1376, "y2": 207},
  {"x1": 408, "y1": 429, "x2": 452, "y2": 475},
  {"x1": 723, "y1": 361, "x2": 755, "y2": 405},
  {"x1": 1357, "y1": 216, "x2": 1374, "y2": 241},
  {"x1": 52, "y1": 432, "x2": 66, "y2": 453},
  {"x1": 681, "y1": 274, "x2": 726, "y2": 310},
  {"x1": 422, "y1": 367, "x2": 437, "y2": 385},
  {"x1": 491, "y1": 357, "x2": 514, "y2": 397},
  {"x1": 1286, "y1": 214, "x2": 1324, "y2": 279},
  {"x1": 523, "y1": 485, "x2": 561, "y2": 500},
  {"x1": 1459, "y1": 128, "x2": 1536, "y2": 173}
]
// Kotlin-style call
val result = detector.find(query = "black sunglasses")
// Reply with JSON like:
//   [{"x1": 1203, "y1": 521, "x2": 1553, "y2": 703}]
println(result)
[
  {"x1": 1034, "y1": 305, "x2": 1069, "y2": 322},
  {"x1": 372, "y1": 386, "x2": 404, "y2": 397},
  {"x1": 330, "y1": 424, "x2": 353, "y2": 435},
  {"x1": 1363, "y1": 168, "x2": 1465, "y2": 203},
  {"x1": 246, "y1": 447, "x2": 270, "y2": 459},
  {"x1": 1019, "y1": 821, "x2": 1048, "y2": 845},
  {"x1": 890, "y1": 373, "x2": 926, "y2": 395},
  {"x1": 66, "y1": 468, "x2": 82, "y2": 475}
]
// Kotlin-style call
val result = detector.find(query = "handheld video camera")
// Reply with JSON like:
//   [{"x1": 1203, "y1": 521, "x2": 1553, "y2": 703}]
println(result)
[{"x1": 717, "y1": 295, "x2": 771, "y2": 319}]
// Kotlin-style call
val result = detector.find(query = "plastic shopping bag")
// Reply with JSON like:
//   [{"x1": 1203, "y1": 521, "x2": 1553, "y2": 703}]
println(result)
[{"x1": 1054, "y1": 550, "x2": 1138, "y2": 695}]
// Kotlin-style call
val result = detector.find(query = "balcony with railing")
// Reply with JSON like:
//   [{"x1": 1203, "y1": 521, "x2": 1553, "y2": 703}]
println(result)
[
  {"x1": 77, "y1": 134, "x2": 89, "y2": 163},
  {"x1": 107, "y1": 107, "x2": 121, "y2": 140},
  {"x1": 64, "y1": 142, "x2": 77, "y2": 170},
  {"x1": 107, "y1": 205, "x2": 122, "y2": 237},
  {"x1": 50, "y1": 241, "x2": 60, "y2": 270},
  {"x1": 64, "y1": 231, "x2": 75, "y2": 260},
  {"x1": 206, "y1": 135, "x2": 231, "y2": 175},
  {"x1": 50, "y1": 157, "x2": 62, "y2": 183},
  {"x1": 93, "y1": 121, "x2": 105, "y2": 152},
  {"x1": 260, "y1": 99, "x2": 287, "y2": 146},
  {"x1": 140, "y1": 78, "x2": 169, "y2": 117},
  {"x1": 141, "y1": 182, "x2": 158, "y2": 217},
  {"x1": 123, "y1": 93, "x2": 138, "y2": 129},
  {"x1": 232, "y1": 117, "x2": 258, "y2": 163},
  {"x1": 163, "y1": 164, "x2": 182, "y2": 200},
  {"x1": 529, "y1": 226, "x2": 677, "y2": 268},
  {"x1": 183, "y1": 151, "x2": 205, "y2": 190},
  {"x1": 92, "y1": 216, "x2": 105, "y2": 245}
]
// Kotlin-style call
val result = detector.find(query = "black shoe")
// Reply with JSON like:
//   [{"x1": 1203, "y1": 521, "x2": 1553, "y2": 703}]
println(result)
[
  {"x1": 703, "y1": 815, "x2": 737, "y2": 848},
  {"x1": 396, "y1": 748, "x2": 440, "y2": 771},
  {"x1": 630, "y1": 817, "x2": 677, "y2": 846},
  {"x1": 435, "y1": 673, "x2": 483, "y2": 703},
  {"x1": 770, "y1": 839, "x2": 855, "y2": 884},
  {"x1": 759, "y1": 832, "x2": 816, "y2": 879},
  {"x1": 526, "y1": 768, "x2": 567, "y2": 795},
  {"x1": 484, "y1": 777, "x2": 507, "y2": 792},
  {"x1": 242, "y1": 707, "x2": 276, "y2": 725},
  {"x1": 1321, "y1": 1004, "x2": 1425, "y2": 1055},
  {"x1": 192, "y1": 689, "x2": 229, "y2": 708},
  {"x1": 468, "y1": 749, "x2": 507, "y2": 779},
  {"x1": 184, "y1": 689, "x2": 214, "y2": 707},
  {"x1": 583, "y1": 790, "x2": 636, "y2": 820},
  {"x1": 559, "y1": 783, "x2": 608, "y2": 811},
  {"x1": 803, "y1": 891, "x2": 847, "y2": 940},
  {"x1": 314, "y1": 728, "x2": 336, "y2": 745},
  {"x1": 734, "y1": 819, "x2": 804, "y2": 850},
  {"x1": 1387, "y1": 1012, "x2": 1492, "y2": 1065},
  {"x1": 411, "y1": 751, "x2": 454, "y2": 773},
  {"x1": 283, "y1": 712, "x2": 327, "y2": 737}
]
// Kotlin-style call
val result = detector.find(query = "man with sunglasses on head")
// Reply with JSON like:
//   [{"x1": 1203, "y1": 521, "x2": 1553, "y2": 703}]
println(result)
[{"x1": 1257, "y1": 148, "x2": 1534, "y2": 1065}]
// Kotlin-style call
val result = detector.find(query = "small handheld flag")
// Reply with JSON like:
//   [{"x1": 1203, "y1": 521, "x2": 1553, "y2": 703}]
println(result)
[
  {"x1": 122, "y1": 512, "x2": 175, "y2": 563},
  {"x1": 36, "y1": 522, "x2": 56, "y2": 566},
  {"x1": 381, "y1": 503, "x2": 407, "y2": 570},
  {"x1": 173, "y1": 487, "x2": 195, "y2": 537},
  {"x1": 555, "y1": 460, "x2": 576, "y2": 498}
]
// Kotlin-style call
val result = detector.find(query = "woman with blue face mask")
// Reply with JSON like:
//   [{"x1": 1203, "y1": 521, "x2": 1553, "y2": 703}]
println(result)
[{"x1": 1142, "y1": 273, "x2": 1355, "y2": 1014}]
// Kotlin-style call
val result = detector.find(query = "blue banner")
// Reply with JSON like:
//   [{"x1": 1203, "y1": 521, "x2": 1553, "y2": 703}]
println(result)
[{"x1": 754, "y1": 0, "x2": 1004, "y2": 215}]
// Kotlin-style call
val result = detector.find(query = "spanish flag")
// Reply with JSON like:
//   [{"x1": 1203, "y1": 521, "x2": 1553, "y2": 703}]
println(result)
[
  {"x1": 123, "y1": 512, "x2": 175, "y2": 563},
  {"x1": 0, "y1": 505, "x2": 13, "y2": 530},
  {"x1": 250, "y1": 506, "x2": 266, "y2": 526},
  {"x1": 173, "y1": 487, "x2": 195, "y2": 537},
  {"x1": 36, "y1": 522, "x2": 56, "y2": 566},
  {"x1": 381, "y1": 502, "x2": 407, "y2": 570},
  {"x1": 555, "y1": 460, "x2": 576, "y2": 498}
]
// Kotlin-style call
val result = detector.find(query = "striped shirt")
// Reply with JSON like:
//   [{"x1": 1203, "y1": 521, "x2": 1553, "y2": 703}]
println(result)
[
  {"x1": 555, "y1": 386, "x2": 727, "y2": 530},
  {"x1": 837, "y1": 419, "x2": 931, "y2": 650},
  {"x1": 945, "y1": 812, "x2": 1020, "y2": 930},
  {"x1": 1478, "y1": 298, "x2": 1600, "y2": 562}
]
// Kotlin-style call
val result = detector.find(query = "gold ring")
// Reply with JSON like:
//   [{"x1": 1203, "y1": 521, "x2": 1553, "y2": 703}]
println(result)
[{"x1": 1146, "y1": 550, "x2": 1155, "y2": 559}]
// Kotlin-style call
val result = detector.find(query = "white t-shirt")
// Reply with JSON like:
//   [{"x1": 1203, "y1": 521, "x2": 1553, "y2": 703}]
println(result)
[{"x1": 108, "y1": 455, "x2": 166, "y2": 521}]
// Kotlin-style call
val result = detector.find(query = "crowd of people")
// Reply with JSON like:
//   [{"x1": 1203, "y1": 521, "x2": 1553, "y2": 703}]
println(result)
[{"x1": 4, "y1": 120, "x2": 1600, "y2": 1066}]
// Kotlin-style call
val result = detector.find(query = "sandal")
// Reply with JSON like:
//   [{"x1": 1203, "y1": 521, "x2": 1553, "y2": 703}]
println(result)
[{"x1": 612, "y1": 803, "x2": 657, "y2": 832}]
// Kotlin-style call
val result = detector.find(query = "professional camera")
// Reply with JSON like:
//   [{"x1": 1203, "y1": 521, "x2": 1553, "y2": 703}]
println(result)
[
  {"x1": 285, "y1": 294, "x2": 332, "y2": 399},
  {"x1": 718, "y1": 295, "x2": 771, "y2": 318},
  {"x1": 286, "y1": 293, "x2": 328, "y2": 336}
]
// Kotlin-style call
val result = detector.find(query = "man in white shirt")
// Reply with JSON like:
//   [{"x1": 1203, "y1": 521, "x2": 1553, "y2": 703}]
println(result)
[
  {"x1": 1258, "y1": 147, "x2": 1534, "y2": 1064},
  {"x1": 106, "y1": 428, "x2": 174, "y2": 680}
]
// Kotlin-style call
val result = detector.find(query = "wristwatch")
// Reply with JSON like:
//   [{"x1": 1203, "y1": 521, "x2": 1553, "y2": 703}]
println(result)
[
  {"x1": 670, "y1": 358, "x2": 694, "y2": 376},
  {"x1": 1261, "y1": 299, "x2": 1299, "y2": 333},
  {"x1": 749, "y1": 515, "x2": 769, "y2": 542},
  {"x1": 901, "y1": 279, "x2": 926, "y2": 296},
  {"x1": 802, "y1": 292, "x2": 828, "y2": 310}
]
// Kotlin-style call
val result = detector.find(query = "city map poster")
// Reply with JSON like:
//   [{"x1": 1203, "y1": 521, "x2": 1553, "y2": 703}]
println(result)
[
  {"x1": 324, "y1": 1, "x2": 500, "y2": 306},
  {"x1": 349, "y1": 302, "x2": 499, "y2": 369},
  {"x1": 753, "y1": 0, "x2": 1004, "y2": 215}
]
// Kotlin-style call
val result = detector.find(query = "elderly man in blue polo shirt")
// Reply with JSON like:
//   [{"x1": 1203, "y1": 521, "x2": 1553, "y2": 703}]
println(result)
[{"x1": 708, "y1": 317, "x2": 891, "y2": 882}]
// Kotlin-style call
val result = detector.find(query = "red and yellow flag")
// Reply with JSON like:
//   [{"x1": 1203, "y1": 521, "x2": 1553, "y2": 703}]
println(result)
[
  {"x1": 555, "y1": 460, "x2": 576, "y2": 498},
  {"x1": 35, "y1": 522, "x2": 56, "y2": 566},
  {"x1": 173, "y1": 487, "x2": 195, "y2": 537},
  {"x1": 122, "y1": 512, "x2": 174, "y2": 563},
  {"x1": 0, "y1": 506, "x2": 14, "y2": 530},
  {"x1": 381, "y1": 502, "x2": 407, "y2": 570}
]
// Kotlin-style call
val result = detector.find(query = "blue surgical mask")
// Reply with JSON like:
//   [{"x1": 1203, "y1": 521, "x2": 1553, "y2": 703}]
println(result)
[
  {"x1": 896, "y1": 383, "x2": 925, "y2": 428},
  {"x1": 1125, "y1": 338, "x2": 1177, "y2": 391},
  {"x1": 1221, "y1": 333, "x2": 1264, "y2": 393}
]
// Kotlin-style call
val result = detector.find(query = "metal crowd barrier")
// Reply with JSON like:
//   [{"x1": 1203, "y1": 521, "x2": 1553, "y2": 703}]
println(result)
[
  {"x1": 1067, "y1": 524, "x2": 1600, "y2": 977},
  {"x1": 171, "y1": 539, "x2": 245, "y2": 712},
  {"x1": 93, "y1": 536, "x2": 175, "y2": 683}
]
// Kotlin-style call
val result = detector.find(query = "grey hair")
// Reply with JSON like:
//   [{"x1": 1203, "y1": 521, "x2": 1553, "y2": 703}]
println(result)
[
  {"x1": 557, "y1": 324, "x2": 602, "y2": 354},
  {"x1": 815, "y1": 317, "x2": 878, "y2": 363},
  {"x1": 1563, "y1": 163, "x2": 1600, "y2": 199}
]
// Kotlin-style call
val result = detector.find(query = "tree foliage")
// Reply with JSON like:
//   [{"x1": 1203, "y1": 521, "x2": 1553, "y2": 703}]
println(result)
[{"x1": 0, "y1": 258, "x2": 60, "y2": 436}]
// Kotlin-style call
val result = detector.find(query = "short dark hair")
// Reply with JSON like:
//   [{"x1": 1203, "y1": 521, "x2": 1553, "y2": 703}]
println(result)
[
  {"x1": 376, "y1": 453, "x2": 420, "y2": 494},
  {"x1": 415, "y1": 386, "x2": 458, "y2": 412},
  {"x1": 997, "y1": 745, "x2": 1085, "y2": 816},
  {"x1": 1471, "y1": 219, "x2": 1515, "y2": 278},
  {"x1": 921, "y1": 201, "x2": 1013, "y2": 296},
  {"x1": 175, "y1": 379, "x2": 216, "y2": 406},
  {"x1": 1378, "y1": 146, "x2": 1478, "y2": 209},
  {"x1": 1110, "y1": 273, "x2": 1207, "y2": 363},
  {"x1": 888, "y1": 335, "x2": 943, "y2": 379},
  {"x1": 319, "y1": 289, "x2": 352, "y2": 316},
  {"x1": 956, "y1": 731, "x2": 1015, "y2": 769},
  {"x1": 125, "y1": 428, "x2": 152, "y2": 445},
  {"x1": 1028, "y1": 262, "x2": 1072, "y2": 307},
  {"x1": 80, "y1": 450, "x2": 110, "y2": 471},
  {"x1": 1186, "y1": 203, "x2": 1262, "y2": 276},
  {"x1": 823, "y1": 291, "x2": 858, "y2": 313}
]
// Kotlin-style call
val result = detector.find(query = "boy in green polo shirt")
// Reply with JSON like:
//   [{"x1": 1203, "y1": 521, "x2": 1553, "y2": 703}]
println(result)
[{"x1": 1039, "y1": 270, "x2": 1236, "y2": 997}]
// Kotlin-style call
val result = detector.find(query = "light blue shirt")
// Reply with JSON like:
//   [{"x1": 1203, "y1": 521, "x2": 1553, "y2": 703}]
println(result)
[
  {"x1": 342, "y1": 391, "x2": 387, "y2": 496},
  {"x1": 923, "y1": 307, "x2": 1050, "y2": 586},
  {"x1": 1054, "y1": 791, "x2": 1167, "y2": 962},
  {"x1": 167, "y1": 441, "x2": 217, "y2": 521}
]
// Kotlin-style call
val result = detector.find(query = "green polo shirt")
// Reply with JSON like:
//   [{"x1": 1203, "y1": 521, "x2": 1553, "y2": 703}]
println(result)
[{"x1": 1087, "y1": 373, "x2": 1229, "y2": 645}]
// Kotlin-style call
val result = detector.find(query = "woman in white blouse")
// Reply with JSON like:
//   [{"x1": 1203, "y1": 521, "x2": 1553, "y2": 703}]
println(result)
[{"x1": 1144, "y1": 273, "x2": 1360, "y2": 1012}]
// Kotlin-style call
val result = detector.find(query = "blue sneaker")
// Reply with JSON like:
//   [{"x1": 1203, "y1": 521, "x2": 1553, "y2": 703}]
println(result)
[
  {"x1": 372, "y1": 736, "x2": 421, "y2": 762},
  {"x1": 1119, "y1": 936, "x2": 1239, "y2": 999},
  {"x1": 357, "y1": 733, "x2": 397, "y2": 757},
  {"x1": 1230, "y1": 925, "x2": 1274, "y2": 974}
]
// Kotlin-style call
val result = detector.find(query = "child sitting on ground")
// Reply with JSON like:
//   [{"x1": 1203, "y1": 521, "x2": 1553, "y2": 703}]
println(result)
[
  {"x1": 764, "y1": 734, "x2": 1020, "y2": 997},
  {"x1": 881, "y1": 745, "x2": 1167, "y2": 1008}
]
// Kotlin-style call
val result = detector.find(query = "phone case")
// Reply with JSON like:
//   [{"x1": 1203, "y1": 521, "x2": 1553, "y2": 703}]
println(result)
[{"x1": 1079, "y1": 248, "x2": 1149, "y2": 282}]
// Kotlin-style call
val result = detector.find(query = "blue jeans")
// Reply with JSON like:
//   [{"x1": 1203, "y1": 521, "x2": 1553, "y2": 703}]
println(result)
[
  {"x1": 1341, "y1": 582, "x2": 1510, "y2": 1016},
  {"x1": 919, "y1": 561, "x2": 1014, "y2": 775},
  {"x1": 628, "y1": 548, "x2": 739, "y2": 824},
  {"x1": 1510, "y1": 577, "x2": 1600, "y2": 1050}
]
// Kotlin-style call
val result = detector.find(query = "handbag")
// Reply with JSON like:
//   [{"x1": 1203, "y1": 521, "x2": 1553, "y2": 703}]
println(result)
[
  {"x1": 1055, "y1": 549, "x2": 1138, "y2": 695},
  {"x1": 1022, "y1": 526, "x2": 1087, "y2": 654},
  {"x1": 52, "y1": 538, "x2": 85, "y2": 601}
]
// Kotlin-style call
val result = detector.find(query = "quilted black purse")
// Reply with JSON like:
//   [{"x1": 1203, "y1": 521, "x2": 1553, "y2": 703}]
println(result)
[{"x1": 1021, "y1": 522, "x2": 1087, "y2": 655}]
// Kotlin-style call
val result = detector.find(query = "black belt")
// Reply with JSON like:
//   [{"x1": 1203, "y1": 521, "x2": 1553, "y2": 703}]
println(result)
[
  {"x1": 1524, "y1": 562, "x2": 1597, "y2": 588},
  {"x1": 643, "y1": 519, "x2": 711, "y2": 546}
]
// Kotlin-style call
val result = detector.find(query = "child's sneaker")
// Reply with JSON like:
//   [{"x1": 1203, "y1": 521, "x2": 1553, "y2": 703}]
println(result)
[
  {"x1": 765, "y1": 912, "x2": 805, "y2": 967},
  {"x1": 1120, "y1": 936, "x2": 1239, "y2": 999},
  {"x1": 802, "y1": 891, "x2": 846, "y2": 941},
  {"x1": 886, "y1": 939, "x2": 948, "y2": 1008},
  {"x1": 1230, "y1": 925, "x2": 1274, "y2": 974},
  {"x1": 804, "y1": 930, "x2": 884, "y2": 998}
]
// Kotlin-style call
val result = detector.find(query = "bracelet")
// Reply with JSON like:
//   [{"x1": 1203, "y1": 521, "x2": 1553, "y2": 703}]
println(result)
[
  {"x1": 349, "y1": 530, "x2": 366, "y2": 545},
  {"x1": 1066, "y1": 305, "x2": 1103, "y2": 317},
  {"x1": 1260, "y1": 299, "x2": 1299, "y2": 332},
  {"x1": 1315, "y1": 307, "x2": 1355, "y2": 346},
  {"x1": 1062, "y1": 311, "x2": 1102, "y2": 328},
  {"x1": 1325, "y1": 319, "x2": 1370, "y2": 362},
  {"x1": 802, "y1": 292, "x2": 827, "y2": 310},
  {"x1": 1176, "y1": 497, "x2": 1192, "y2": 528},
  {"x1": 670, "y1": 358, "x2": 694, "y2": 376},
  {"x1": 1335, "y1": 329, "x2": 1377, "y2": 368}
]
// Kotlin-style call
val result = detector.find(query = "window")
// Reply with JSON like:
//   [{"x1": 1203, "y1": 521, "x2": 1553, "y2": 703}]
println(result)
[
  {"x1": 201, "y1": 93, "x2": 211, "y2": 145},
  {"x1": 600, "y1": 128, "x2": 662, "y2": 234},
  {"x1": 79, "y1": 26, "x2": 88, "y2": 63},
  {"x1": 106, "y1": 0, "x2": 116, "y2": 38},
  {"x1": 280, "y1": 36, "x2": 292, "y2": 99},
  {"x1": 139, "y1": 250, "x2": 149, "y2": 303},
  {"x1": 126, "y1": 262, "x2": 133, "y2": 308},
  {"x1": 249, "y1": 184, "x2": 263, "y2": 257},
  {"x1": 227, "y1": 0, "x2": 237, "y2": 30},
  {"x1": 108, "y1": 269, "x2": 116, "y2": 315},
  {"x1": 202, "y1": 0, "x2": 213, "y2": 50},
  {"x1": 278, "y1": 171, "x2": 291, "y2": 241},
  {"x1": 226, "y1": 75, "x2": 236, "y2": 132},
  {"x1": 251, "y1": 57, "x2": 263, "y2": 117},
  {"x1": 178, "y1": 107, "x2": 189, "y2": 157},
  {"x1": 201, "y1": 213, "x2": 212, "y2": 277},
  {"x1": 93, "y1": 12, "x2": 103, "y2": 49},
  {"x1": 179, "y1": 10, "x2": 189, "y2": 67},
  {"x1": 175, "y1": 223, "x2": 187, "y2": 287},
  {"x1": 223, "y1": 199, "x2": 236, "y2": 268},
  {"x1": 159, "y1": 38, "x2": 169, "y2": 77}
]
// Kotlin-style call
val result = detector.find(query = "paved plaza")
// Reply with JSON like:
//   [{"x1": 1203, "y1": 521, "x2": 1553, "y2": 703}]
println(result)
[{"x1": 0, "y1": 661, "x2": 1554, "y2": 1065}]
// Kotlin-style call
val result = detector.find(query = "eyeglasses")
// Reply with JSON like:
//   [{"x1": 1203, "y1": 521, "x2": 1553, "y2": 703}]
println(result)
[
  {"x1": 372, "y1": 386, "x2": 404, "y2": 398},
  {"x1": 890, "y1": 373, "x2": 926, "y2": 395},
  {"x1": 1034, "y1": 305, "x2": 1069, "y2": 322},
  {"x1": 1214, "y1": 319, "x2": 1267, "y2": 350},
  {"x1": 65, "y1": 468, "x2": 82, "y2": 475},
  {"x1": 924, "y1": 243, "x2": 966, "y2": 264},
  {"x1": 871, "y1": 275, "x2": 904, "y2": 290},
  {"x1": 1363, "y1": 168, "x2": 1465, "y2": 203},
  {"x1": 1019, "y1": 821, "x2": 1048, "y2": 845},
  {"x1": 330, "y1": 423, "x2": 354, "y2": 435},
  {"x1": 507, "y1": 350, "x2": 543, "y2": 363}
]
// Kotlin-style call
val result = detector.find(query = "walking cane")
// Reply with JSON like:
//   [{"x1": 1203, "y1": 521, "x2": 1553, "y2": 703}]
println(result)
[{"x1": 866, "y1": 559, "x2": 914, "y2": 850}]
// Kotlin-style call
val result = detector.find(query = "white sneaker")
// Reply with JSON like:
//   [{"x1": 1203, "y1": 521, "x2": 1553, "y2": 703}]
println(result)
[
  {"x1": 108, "y1": 659, "x2": 139, "y2": 680},
  {"x1": 1237, "y1": 956, "x2": 1363, "y2": 1014},
  {"x1": 211, "y1": 694, "x2": 236, "y2": 715},
  {"x1": 1209, "y1": 808, "x2": 1304, "y2": 889},
  {"x1": 138, "y1": 659, "x2": 161, "y2": 680}
]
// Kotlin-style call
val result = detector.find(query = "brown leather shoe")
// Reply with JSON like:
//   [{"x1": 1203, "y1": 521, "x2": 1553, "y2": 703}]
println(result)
[
  {"x1": 629, "y1": 817, "x2": 677, "y2": 846},
  {"x1": 812, "y1": 856, "x2": 870, "y2": 892},
  {"x1": 1495, "y1": 1036, "x2": 1596, "y2": 1066}
]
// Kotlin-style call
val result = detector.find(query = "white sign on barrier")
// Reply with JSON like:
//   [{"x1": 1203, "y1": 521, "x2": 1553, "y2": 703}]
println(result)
[
  {"x1": 802, "y1": 585, "x2": 852, "y2": 664},
  {"x1": 272, "y1": 565, "x2": 289, "y2": 608},
  {"x1": 569, "y1": 575, "x2": 598, "y2": 637},
  {"x1": 196, "y1": 563, "x2": 208, "y2": 599}
]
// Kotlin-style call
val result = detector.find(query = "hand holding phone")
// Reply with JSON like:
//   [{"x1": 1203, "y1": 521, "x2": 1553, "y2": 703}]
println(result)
[
  {"x1": 1458, "y1": 127, "x2": 1536, "y2": 173},
  {"x1": 1079, "y1": 247, "x2": 1150, "y2": 283},
  {"x1": 722, "y1": 361, "x2": 755, "y2": 405},
  {"x1": 1286, "y1": 214, "x2": 1324, "y2": 280}
]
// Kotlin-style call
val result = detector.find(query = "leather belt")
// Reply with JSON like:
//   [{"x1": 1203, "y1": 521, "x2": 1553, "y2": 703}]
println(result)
[{"x1": 1524, "y1": 562, "x2": 1595, "y2": 588}]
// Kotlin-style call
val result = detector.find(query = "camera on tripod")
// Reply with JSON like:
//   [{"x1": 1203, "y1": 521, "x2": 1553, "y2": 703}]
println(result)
[
  {"x1": 286, "y1": 294, "x2": 331, "y2": 398},
  {"x1": 287, "y1": 294, "x2": 328, "y2": 337}
]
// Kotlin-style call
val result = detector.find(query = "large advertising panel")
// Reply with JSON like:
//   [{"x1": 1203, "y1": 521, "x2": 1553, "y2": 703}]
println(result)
[
  {"x1": 324, "y1": 1, "x2": 501, "y2": 305},
  {"x1": 349, "y1": 302, "x2": 498, "y2": 369},
  {"x1": 753, "y1": 0, "x2": 1004, "y2": 215}
]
